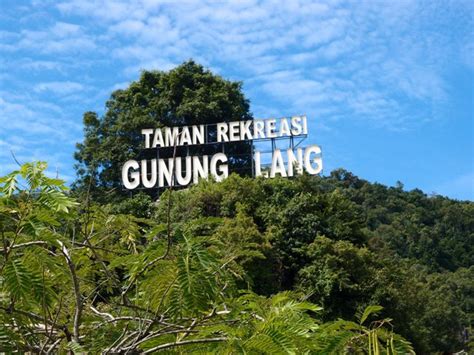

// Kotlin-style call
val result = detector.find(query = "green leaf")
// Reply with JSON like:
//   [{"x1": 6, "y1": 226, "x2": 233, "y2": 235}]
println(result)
[
  {"x1": 37, "y1": 188, "x2": 77, "y2": 213},
  {"x1": 3, "y1": 258, "x2": 53, "y2": 306},
  {"x1": 359, "y1": 305, "x2": 384, "y2": 325},
  {"x1": 68, "y1": 340, "x2": 86, "y2": 354},
  {"x1": 0, "y1": 322, "x2": 14, "y2": 351},
  {"x1": 3, "y1": 259, "x2": 32, "y2": 301},
  {"x1": 0, "y1": 172, "x2": 19, "y2": 197}
]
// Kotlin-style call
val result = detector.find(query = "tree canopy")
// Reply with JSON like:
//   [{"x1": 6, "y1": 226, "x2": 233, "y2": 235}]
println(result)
[
  {"x1": 0, "y1": 163, "x2": 417, "y2": 354},
  {"x1": 74, "y1": 60, "x2": 253, "y2": 201}
]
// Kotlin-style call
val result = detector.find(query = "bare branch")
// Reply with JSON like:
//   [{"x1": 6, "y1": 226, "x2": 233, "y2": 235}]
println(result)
[
  {"x1": 142, "y1": 337, "x2": 227, "y2": 353},
  {"x1": 90, "y1": 305, "x2": 153, "y2": 325},
  {"x1": 103, "y1": 324, "x2": 129, "y2": 354},
  {"x1": 58, "y1": 240, "x2": 82, "y2": 343},
  {"x1": 90, "y1": 305, "x2": 114, "y2": 321},
  {"x1": 72, "y1": 241, "x2": 122, "y2": 254},
  {"x1": 46, "y1": 338, "x2": 63, "y2": 354},
  {"x1": 0, "y1": 305, "x2": 70, "y2": 338},
  {"x1": 10, "y1": 149, "x2": 22, "y2": 167},
  {"x1": 8, "y1": 240, "x2": 48, "y2": 250},
  {"x1": 122, "y1": 329, "x2": 199, "y2": 351}
]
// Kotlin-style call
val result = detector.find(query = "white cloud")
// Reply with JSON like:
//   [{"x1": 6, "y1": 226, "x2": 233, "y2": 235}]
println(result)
[
  {"x1": 57, "y1": 0, "x2": 148, "y2": 22},
  {"x1": 4, "y1": 0, "x2": 469, "y2": 132},
  {"x1": 1, "y1": 0, "x2": 472, "y2": 191},
  {"x1": 110, "y1": 19, "x2": 145, "y2": 36},
  {"x1": 0, "y1": 91, "x2": 82, "y2": 182},
  {"x1": 34, "y1": 81, "x2": 85, "y2": 95},
  {"x1": 19, "y1": 59, "x2": 64, "y2": 71},
  {"x1": 15, "y1": 21, "x2": 96, "y2": 54},
  {"x1": 0, "y1": 95, "x2": 80, "y2": 138},
  {"x1": 53, "y1": 0, "x2": 472, "y2": 128},
  {"x1": 51, "y1": 21, "x2": 82, "y2": 37}
]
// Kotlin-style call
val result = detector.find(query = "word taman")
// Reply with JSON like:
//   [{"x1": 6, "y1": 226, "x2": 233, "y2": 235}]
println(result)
[{"x1": 122, "y1": 116, "x2": 322, "y2": 189}]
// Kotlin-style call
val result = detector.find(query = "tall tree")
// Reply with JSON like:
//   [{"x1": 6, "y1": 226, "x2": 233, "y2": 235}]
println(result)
[{"x1": 74, "y1": 60, "x2": 253, "y2": 202}]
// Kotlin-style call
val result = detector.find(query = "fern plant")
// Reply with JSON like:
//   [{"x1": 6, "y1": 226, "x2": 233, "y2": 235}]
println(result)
[{"x1": 315, "y1": 305, "x2": 415, "y2": 354}]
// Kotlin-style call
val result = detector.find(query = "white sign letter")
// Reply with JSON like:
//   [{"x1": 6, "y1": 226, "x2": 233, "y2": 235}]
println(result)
[
  {"x1": 210, "y1": 153, "x2": 228, "y2": 181},
  {"x1": 122, "y1": 160, "x2": 140, "y2": 189},
  {"x1": 280, "y1": 118, "x2": 291, "y2": 137},
  {"x1": 141, "y1": 159, "x2": 157, "y2": 188},
  {"x1": 229, "y1": 121, "x2": 240, "y2": 141},
  {"x1": 159, "y1": 158, "x2": 175, "y2": 187},
  {"x1": 304, "y1": 145, "x2": 323, "y2": 175},
  {"x1": 266, "y1": 119, "x2": 277, "y2": 138},
  {"x1": 240, "y1": 120, "x2": 253, "y2": 140},
  {"x1": 254, "y1": 151, "x2": 267, "y2": 177},
  {"x1": 291, "y1": 116, "x2": 303, "y2": 135},
  {"x1": 175, "y1": 156, "x2": 192, "y2": 186},
  {"x1": 254, "y1": 120, "x2": 265, "y2": 139},
  {"x1": 193, "y1": 156, "x2": 209, "y2": 183},
  {"x1": 270, "y1": 149, "x2": 287, "y2": 177},
  {"x1": 217, "y1": 123, "x2": 229, "y2": 142},
  {"x1": 152, "y1": 129, "x2": 164, "y2": 148},
  {"x1": 287, "y1": 148, "x2": 303, "y2": 176},
  {"x1": 142, "y1": 129, "x2": 153, "y2": 148},
  {"x1": 192, "y1": 125, "x2": 205, "y2": 145},
  {"x1": 180, "y1": 126, "x2": 192, "y2": 146}
]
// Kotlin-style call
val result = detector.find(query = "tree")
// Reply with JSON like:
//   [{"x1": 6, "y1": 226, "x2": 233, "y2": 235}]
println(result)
[
  {"x1": 1, "y1": 162, "x2": 414, "y2": 353},
  {"x1": 74, "y1": 60, "x2": 253, "y2": 203},
  {"x1": 270, "y1": 189, "x2": 367, "y2": 288},
  {"x1": 295, "y1": 236, "x2": 381, "y2": 321}
]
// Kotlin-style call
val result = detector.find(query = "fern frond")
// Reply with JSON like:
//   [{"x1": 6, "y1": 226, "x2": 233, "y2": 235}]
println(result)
[
  {"x1": 359, "y1": 305, "x2": 384, "y2": 325},
  {"x1": 3, "y1": 258, "x2": 53, "y2": 307},
  {"x1": 3, "y1": 259, "x2": 34, "y2": 301},
  {"x1": 0, "y1": 171, "x2": 19, "y2": 197}
]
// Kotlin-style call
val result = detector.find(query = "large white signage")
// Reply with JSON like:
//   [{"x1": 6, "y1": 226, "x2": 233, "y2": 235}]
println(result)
[{"x1": 122, "y1": 115, "x2": 322, "y2": 189}]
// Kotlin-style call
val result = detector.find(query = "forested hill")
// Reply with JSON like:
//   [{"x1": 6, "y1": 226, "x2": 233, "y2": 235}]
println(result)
[
  {"x1": 112, "y1": 168, "x2": 473, "y2": 353},
  {"x1": 1, "y1": 163, "x2": 472, "y2": 353},
  {"x1": 121, "y1": 168, "x2": 473, "y2": 272},
  {"x1": 324, "y1": 169, "x2": 473, "y2": 272}
]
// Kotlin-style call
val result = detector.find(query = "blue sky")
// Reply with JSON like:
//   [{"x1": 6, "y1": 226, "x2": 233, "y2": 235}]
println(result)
[{"x1": 1, "y1": 0, "x2": 473, "y2": 200}]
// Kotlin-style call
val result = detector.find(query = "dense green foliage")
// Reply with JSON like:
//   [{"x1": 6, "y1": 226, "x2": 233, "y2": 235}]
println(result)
[
  {"x1": 74, "y1": 61, "x2": 253, "y2": 202},
  {"x1": 146, "y1": 172, "x2": 472, "y2": 354},
  {"x1": 0, "y1": 163, "x2": 417, "y2": 354}
]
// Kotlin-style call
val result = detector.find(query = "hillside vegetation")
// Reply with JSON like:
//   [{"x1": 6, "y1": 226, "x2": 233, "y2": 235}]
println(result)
[{"x1": 1, "y1": 162, "x2": 471, "y2": 353}]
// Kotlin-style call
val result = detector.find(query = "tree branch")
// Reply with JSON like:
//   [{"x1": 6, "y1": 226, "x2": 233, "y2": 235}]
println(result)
[
  {"x1": 142, "y1": 337, "x2": 227, "y2": 353},
  {"x1": 8, "y1": 240, "x2": 48, "y2": 250},
  {"x1": 121, "y1": 139, "x2": 179, "y2": 297},
  {"x1": 0, "y1": 305, "x2": 70, "y2": 339},
  {"x1": 90, "y1": 305, "x2": 153, "y2": 325},
  {"x1": 46, "y1": 338, "x2": 63, "y2": 354},
  {"x1": 58, "y1": 240, "x2": 82, "y2": 343}
]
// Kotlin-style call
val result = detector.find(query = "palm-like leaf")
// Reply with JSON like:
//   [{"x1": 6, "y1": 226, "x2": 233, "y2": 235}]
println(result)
[
  {"x1": 358, "y1": 305, "x2": 384, "y2": 325},
  {"x1": 3, "y1": 258, "x2": 52, "y2": 307}
]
